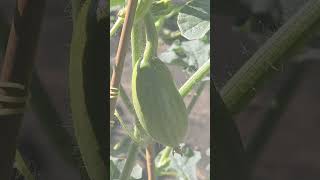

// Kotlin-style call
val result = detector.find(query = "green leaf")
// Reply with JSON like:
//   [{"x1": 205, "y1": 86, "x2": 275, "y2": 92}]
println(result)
[{"x1": 177, "y1": 0, "x2": 210, "y2": 40}]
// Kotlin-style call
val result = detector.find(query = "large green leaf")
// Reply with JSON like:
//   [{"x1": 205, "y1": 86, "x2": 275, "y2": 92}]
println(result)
[{"x1": 177, "y1": 0, "x2": 210, "y2": 40}]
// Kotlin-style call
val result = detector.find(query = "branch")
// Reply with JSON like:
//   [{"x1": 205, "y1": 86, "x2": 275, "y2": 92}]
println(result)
[{"x1": 221, "y1": 0, "x2": 320, "y2": 114}]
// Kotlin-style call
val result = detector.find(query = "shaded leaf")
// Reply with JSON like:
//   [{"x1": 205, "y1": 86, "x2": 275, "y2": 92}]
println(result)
[{"x1": 177, "y1": 0, "x2": 210, "y2": 40}]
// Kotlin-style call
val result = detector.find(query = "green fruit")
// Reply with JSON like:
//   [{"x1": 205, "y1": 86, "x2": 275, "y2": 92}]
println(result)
[
  {"x1": 135, "y1": 0, "x2": 153, "y2": 23},
  {"x1": 132, "y1": 57, "x2": 188, "y2": 147}
]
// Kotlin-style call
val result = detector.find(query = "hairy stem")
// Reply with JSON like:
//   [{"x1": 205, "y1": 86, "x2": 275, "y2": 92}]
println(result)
[
  {"x1": 179, "y1": 60, "x2": 210, "y2": 97},
  {"x1": 221, "y1": 0, "x2": 320, "y2": 113}
]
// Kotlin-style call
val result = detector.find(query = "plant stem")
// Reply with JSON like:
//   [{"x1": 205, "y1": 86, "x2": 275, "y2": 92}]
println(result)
[
  {"x1": 146, "y1": 144, "x2": 156, "y2": 180},
  {"x1": 119, "y1": 142, "x2": 140, "y2": 180},
  {"x1": 131, "y1": 23, "x2": 143, "y2": 68},
  {"x1": 71, "y1": 0, "x2": 81, "y2": 26},
  {"x1": 110, "y1": 0, "x2": 138, "y2": 122},
  {"x1": 187, "y1": 81, "x2": 206, "y2": 114},
  {"x1": 221, "y1": 0, "x2": 320, "y2": 113},
  {"x1": 158, "y1": 146, "x2": 171, "y2": 166},
  {"x1": 179, "y1": 60, "x2": 210, "y2": 97},
  {"x1": 110, "y1": 17, "x2": 124, "y2": 37}
]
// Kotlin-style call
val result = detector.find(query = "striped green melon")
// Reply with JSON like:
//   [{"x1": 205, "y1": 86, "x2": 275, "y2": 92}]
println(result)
[{"x1": 132, "y1": 57, "x2": 188, "y2": 147}]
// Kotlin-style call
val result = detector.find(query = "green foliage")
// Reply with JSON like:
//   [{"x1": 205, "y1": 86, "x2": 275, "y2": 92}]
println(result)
[
  {"x1": 110, "y1": 0, "x2": 210, "y2": 179},
  {"x1": 177, "y1": 0, "x2": 210, "y2": 40}
]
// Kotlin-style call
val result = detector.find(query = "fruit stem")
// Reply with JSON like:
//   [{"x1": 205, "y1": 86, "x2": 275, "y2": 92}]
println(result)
[
  {"x1": 142, "y1": 12, "x2": 158, "y2": 66},
  {"x1": 131, "y1": 22, "x2": 143, "y2": 68}
]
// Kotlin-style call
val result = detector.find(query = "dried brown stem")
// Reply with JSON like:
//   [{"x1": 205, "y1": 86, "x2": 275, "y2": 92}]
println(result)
[
  {"x1": 146, "y1": 144, "x2": 156, "y2": 180},
  {"x1": 110, "y1": 0, "x2": 138, "y2": 121}
]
